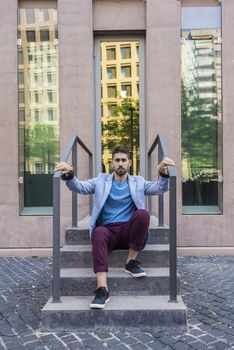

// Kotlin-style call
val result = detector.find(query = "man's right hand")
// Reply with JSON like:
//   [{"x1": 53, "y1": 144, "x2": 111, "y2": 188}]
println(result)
[{"x1": 54, "y1": 162, "x2": 74, "y2": 175}]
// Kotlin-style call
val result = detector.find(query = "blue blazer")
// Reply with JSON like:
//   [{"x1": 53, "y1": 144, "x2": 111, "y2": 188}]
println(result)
[{"x1": 65, "y1": 173, "x2": 169, "y2": 239}]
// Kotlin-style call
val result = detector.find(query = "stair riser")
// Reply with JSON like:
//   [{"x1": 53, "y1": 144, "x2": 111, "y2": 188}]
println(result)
[
  {"x1": 61, "y1": 250, "x2": 169, "y2": 268},
  {"x1": 60, "y1": 276, "x2": 180, "y2": 296},
  {"x1": 41, "y1": 309, "x2": 187, "y2": 332},
  {"x1": 65, "y1": 228, "x2": 169, "y2": 245}
]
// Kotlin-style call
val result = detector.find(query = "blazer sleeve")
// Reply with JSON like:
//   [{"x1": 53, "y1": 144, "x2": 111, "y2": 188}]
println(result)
[
  {"x1": 64, "y1": 176, "x2": 96, "y2": 195},
  {"x1": 144, "y1": 175, "x2": 169, "y2": 196}
]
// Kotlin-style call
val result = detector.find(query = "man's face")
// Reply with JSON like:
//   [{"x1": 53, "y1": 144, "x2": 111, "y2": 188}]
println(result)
[{"x1": 111, "y1": 152, "x2": 132, "y2": 177}]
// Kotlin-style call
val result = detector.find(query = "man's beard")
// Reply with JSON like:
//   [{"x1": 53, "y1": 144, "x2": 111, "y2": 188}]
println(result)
[{"x1": 115, "y1": 167, "x2": 127, "y2": 176}]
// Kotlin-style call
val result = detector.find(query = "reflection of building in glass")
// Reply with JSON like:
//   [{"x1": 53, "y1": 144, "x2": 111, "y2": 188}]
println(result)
[
  {"x1": 181, "y1": 28, "x2": 222, "y2": 184},
  {"x1": 100, "y1": 41, "x2": 139, "y2": 174},
  {"x1": 182, "y1": 29, "x2": 221, "y2": 111},
  {"x1": 18, "y1": 8, "x2": 59, "y2": 176}
]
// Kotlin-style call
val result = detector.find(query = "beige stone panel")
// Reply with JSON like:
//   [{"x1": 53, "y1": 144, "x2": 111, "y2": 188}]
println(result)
[
  {"x1": 146, "y1": 0, "x2": 181, "y2": 225},
  {"x1": 0, "y1": 1, "x2": 54, "y2": 249},
  {"x1": 178, "y1": 0, "x2": 234, "y2": 247},
  {"x1": 0, "y1": 1, "x2": 61, "y2": 248},
  {"x1": 58, "y1": 0, "x2": 94, "y2": 227},
  {"x1": 93, "y1": 0, "x2": 145, "y2": 31}
]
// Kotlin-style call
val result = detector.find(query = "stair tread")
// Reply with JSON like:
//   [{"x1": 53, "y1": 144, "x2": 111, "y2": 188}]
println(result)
[
  {"x1": 43, "y1": 295, "x2": 186, "y2": 311},
  {"x1": 75, "y1": 215, "x2": 166, "y2": 229},
  {"x1": 60, "y1": 267, "x2": 171, "y2": 278},
  {"x1": 61, "y1": 244, "x2": 169, "y2": 252}
]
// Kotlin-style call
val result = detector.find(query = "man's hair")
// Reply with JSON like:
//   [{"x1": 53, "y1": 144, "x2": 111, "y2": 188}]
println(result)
[{"x1": 112, "y1": 145, "x2": 130, "y2": 159}]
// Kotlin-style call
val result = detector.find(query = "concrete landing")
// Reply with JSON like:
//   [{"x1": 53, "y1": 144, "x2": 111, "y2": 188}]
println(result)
[{"x1": 41, "y1": 295, "x2": 187, "y2": 332}]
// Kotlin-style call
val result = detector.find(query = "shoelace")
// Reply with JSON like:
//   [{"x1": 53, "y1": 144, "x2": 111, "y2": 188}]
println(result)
[
  {"x1": 94, "y1": 287, "x2": 108, "y2": 297},
  {"x1": 129, "y1": 259, "x2": 141, "y2": 268}
]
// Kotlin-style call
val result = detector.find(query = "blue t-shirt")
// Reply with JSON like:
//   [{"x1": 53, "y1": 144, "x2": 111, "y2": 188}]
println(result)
[{"x1": 97, "y1": 179, "x2": 136, "y2": 225}]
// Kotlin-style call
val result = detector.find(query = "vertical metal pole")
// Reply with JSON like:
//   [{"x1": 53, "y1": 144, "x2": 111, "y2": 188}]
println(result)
[
  {"x1": 52, "y1": 176, "x2": 61, "y2": 303},
  {"x1": 158, "y1": 143, "x2": 164, "y2": 226},
  {"x1": 89, "y1": 154, "x2": 93, "y2": 216},
  {"x1": 169, "y1": 176, "x2": 177, "y2": 302},
  {"x1": 148, "y1": 154, "x2": 152, "y2": 214},
  {"x1": 72, "y1": 142, "x2": 77, "y2": 227}
]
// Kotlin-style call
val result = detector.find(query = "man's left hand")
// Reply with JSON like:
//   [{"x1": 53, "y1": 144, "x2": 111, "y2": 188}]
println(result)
[{"x1": 158, "y1": 157, "x2": 175, "y2": 175}]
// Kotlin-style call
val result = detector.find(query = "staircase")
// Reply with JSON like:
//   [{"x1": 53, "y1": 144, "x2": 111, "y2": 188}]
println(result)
[
  {"x1": 41, "y1": 218, "x2": 187, "y2": 331},
  {"x1": 41, "y1": 134, "x2": 187, "y2": 332}
]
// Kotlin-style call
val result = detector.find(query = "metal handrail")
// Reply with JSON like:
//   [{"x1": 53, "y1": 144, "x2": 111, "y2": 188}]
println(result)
[
  {"x1": 52, "y1": 135, "x2": 93, "y2": 303},
  {"x1": 148, "y1": 134, "x2": 177, "y2": 302}
]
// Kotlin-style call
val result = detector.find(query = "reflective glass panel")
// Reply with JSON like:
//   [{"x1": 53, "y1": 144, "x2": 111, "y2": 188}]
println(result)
[
  {"x1": 18, "y1": 8, "x2": 59, "y2": 211},
  {"x1": 181, "y1": 6, "x2": 222, "y2": 213},
  {"x1": 100, "y1": 40, "x2": 140, "y2": 175}
]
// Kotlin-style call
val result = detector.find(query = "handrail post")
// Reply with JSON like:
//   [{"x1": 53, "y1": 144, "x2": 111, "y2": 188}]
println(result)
[
  {"x1": 89, "y1": 153, "x2": 93, "y2": 216},
  {"x1": 72, "y1": 141, "x2": 77, "y2": 227},
  {"x1": 147, "y1": 153, "x2": 152, "y2": 214},
  {"x1": 158, "y1": 141, "x2": 164, "y2": 227},
  {"x1": 169, "y1": 175, "x2": 177, "y2": 302},
  {"x1": 52, "y1": 175, "x2": 61, "y2": 303}
]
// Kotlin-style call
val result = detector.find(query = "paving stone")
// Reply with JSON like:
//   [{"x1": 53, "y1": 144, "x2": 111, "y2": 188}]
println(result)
[
  {"x1": 82, "y1": 337, "x2": 108, "y2": 349},
  {"x1": 190, "y1": 340, "x2": 209, "y2": 350},
  {"x1": 105, "y1": 337, "x2": 122, "y2": 347},
  {"x1": 148, "y1": 339, "x2": 170, "y2": 350},
  {"x1": 172, "y1": 342, "x2": 190, "y2": 350},
  {"x1": 210, "y1": 341, "x2": 232, "y2": 350},
  {"x1": 67, "y1": 342, "x2": 84, "y2": 350}
]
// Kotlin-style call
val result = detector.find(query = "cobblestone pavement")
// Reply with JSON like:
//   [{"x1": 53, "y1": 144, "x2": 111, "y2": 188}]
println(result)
[{"x1": 0, "y1": 256, "x2": 234, "y2": 349}]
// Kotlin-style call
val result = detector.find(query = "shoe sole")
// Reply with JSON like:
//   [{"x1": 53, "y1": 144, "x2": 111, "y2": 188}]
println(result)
[
  {"x1": 90, "y1": 297, "x2": 110, "y2": 309},
  {"x1": 124, "y1": 270, "x2": 146, "y2": 278}
]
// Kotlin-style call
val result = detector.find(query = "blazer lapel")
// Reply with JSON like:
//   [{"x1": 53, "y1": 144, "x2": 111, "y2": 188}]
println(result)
[
  {"x1": 99, "y1": 173, "x2": 113, "y2": 209},
  {"x1": 128, "y1": 175, "x2": 137, "y2": 206}
]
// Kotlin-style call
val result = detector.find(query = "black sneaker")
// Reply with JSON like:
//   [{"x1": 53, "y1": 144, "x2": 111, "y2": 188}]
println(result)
[
  {"x1": 125, "y1": 259, "x2": 146, "y2": 277},
  {"x1": 90, "y1": 287, "x2": 110, "y2": 309}
]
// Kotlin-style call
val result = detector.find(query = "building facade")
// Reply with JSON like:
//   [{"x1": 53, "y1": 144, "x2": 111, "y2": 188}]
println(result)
[{"x1": 1, "y1": 0, "x2": 234, "y2": 256}]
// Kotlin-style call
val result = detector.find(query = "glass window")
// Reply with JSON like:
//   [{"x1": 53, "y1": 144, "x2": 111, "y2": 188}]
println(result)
[
  {"x1": 26, "y1": 9, "x2": 35, "y2": 24},
  {"x1": 107, "y1": 104, "x2": 117, "y2": 117},
  {"x1": 18, "y1": 71, "x2": 24, "y2": 85},
  {"x1": 121, "y1": 84, "x2": 132, "y2": 97},
  {"x1": 43, "y1": 9, "x2": 49, "y2": 21},
  {"x1": 18, "y1": 50, "x2": 23, "y2": 65},
  {"x1": 40, "y1": 30, "x2": 50, "y2": 42},
  {"x1": 26, "y1": 31, "x2": 36, "y2": 42},
  {"x1": 181, "y1": 6, "x2": 222, "y2": 214},
  {"x1": 34, "y1": 110, "x2": 39, "y2": 122},
  {"x1": 107, "y1": 85, "x2": 117, "y2": 98},
  {"x1": 121, "y1": 46, "x2": 131, "y2": 59},
  {"x1": 106, "y1": 47, "x2": 116, "y2": 60},
  {"x1": 47, "y1": 72, "x2": 52, "y2": 84},
  {"x1": 48, "y1": 109, "x2": 54, "y2": 121},
  {"x1": 100, "y1": 40, "x2": 140, "y2": 175},
  {"x1": 121, "y1": 66, "x2": 131, "y2": 78},
  {"x1": 107, "y1": 67, "x2": 116, "y2": 79},
  {"x1": 18, "y1": 7, "x2": 59, "y2": 212},
  {"x1": 47, "y1": 90, "x2": 53, "y2": 103}
]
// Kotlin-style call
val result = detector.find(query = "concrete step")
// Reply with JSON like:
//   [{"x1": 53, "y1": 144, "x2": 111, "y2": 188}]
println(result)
[
  {"x1": 41, "y1": 295, "x2": 187, "y2": 332},
  {"x1": 65, "y1": 226, "x2": 169, "y2": 245},
  {"x1": 60, "y1": 244, "x2": 169, "y2": 268},
  {"x1": 60, "y1": 267, "x2": 180, "y2": 296}
]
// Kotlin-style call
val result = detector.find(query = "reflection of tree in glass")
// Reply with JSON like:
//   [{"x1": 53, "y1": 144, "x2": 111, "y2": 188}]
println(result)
[
  {"x1": 181, "y1": 79, "x2": 219, "y2": 181},
  {"x1": 102, "y1": 97, "x2": 139, "y2": 173},
  {"x1": 26, "y1": 124, "x2": 59, "y2": 174}
]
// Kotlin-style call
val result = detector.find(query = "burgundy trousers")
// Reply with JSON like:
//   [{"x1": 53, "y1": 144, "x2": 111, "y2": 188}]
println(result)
[{"x1": 91, "y1": 209, "x2": 150, "y2": 273}]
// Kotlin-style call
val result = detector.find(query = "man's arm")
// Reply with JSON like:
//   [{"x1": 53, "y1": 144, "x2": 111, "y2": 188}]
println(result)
[
  {"x1": 54, "y1": 162, "x2": 95, "y2": 194},
  {"x1": 144, "y1": 157, "x2": 175, "y2": 195}
]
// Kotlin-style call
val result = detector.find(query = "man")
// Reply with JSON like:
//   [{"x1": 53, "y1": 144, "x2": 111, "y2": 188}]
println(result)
[{"x1": 55, "y1": 146, "x2": 175, "y2": 310}]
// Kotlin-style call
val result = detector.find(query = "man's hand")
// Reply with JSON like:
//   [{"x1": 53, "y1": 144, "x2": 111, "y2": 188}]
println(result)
[
  {"x1": 54, "y1": 162, "x2": 74, "y2": 175},
  {"x1": 158, "y1": 157, "x2": 175, "y2": 176}
]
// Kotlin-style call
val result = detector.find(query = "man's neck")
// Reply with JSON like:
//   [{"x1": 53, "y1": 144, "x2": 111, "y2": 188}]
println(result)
[{"x1": 114, "y1": 173, "x2": 128, "y2": 183}]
